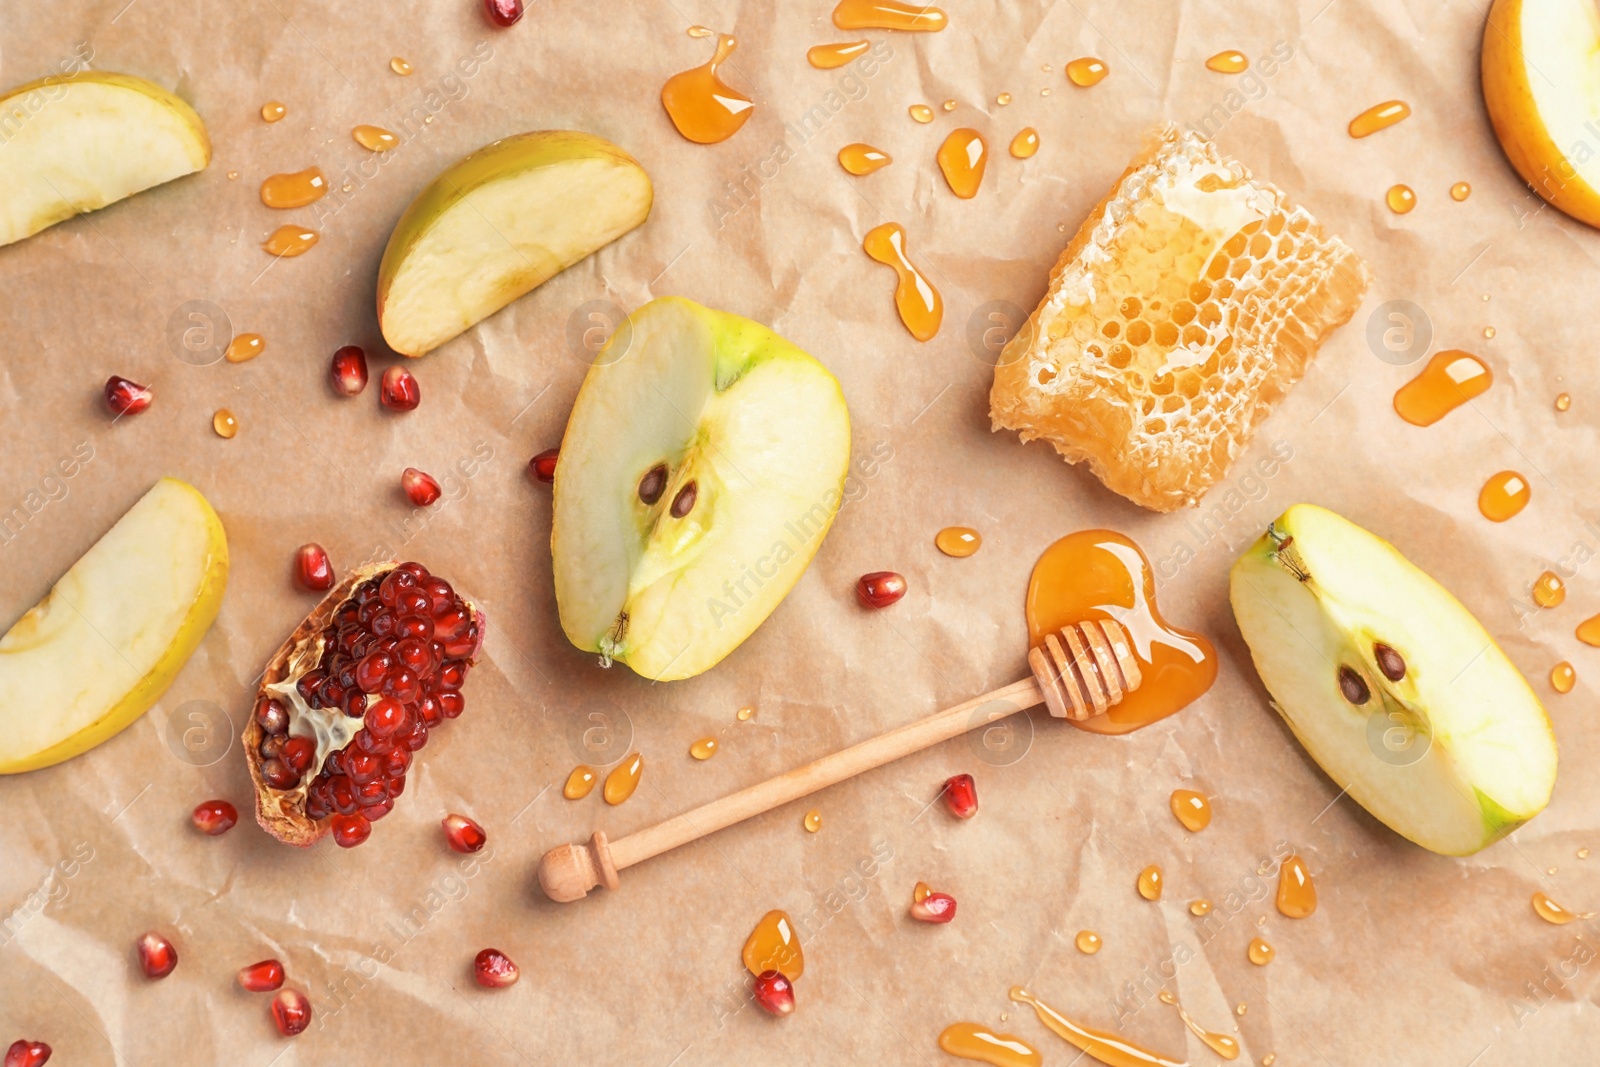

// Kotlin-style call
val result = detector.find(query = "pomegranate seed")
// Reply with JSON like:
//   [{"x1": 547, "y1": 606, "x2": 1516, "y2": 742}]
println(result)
[
  {"x1": 380, "y1": 366, "x2": 420, "y2": 411},
  {"x1": 942, "y1": 773, "x2": 978, "y2": 819},
  {"x1": 136, "y1": 931, "x2": 178, "y2": 978},
  {"x1": 261, "y1": 758, "x2": 300, "y2": 790},
  {"x1": 330, "y1": 345, "x2": 368, "y2": 396},
  {"x1": 364, "y1": 697, "x2": 406, "y2": 740},
  {"x1": 752, "y1": 970, "x2": 795, "y2": 1016},
  {"x1": 191, "y1": 799, "x2": 238, "y2": 835},
  {"x1": 910, "y1": 891, "x2": 957, "y2": 924},
  {"x1": 330, "y1": 813, "x2": 371, "y2": 848},
  {"x1": 4, "y1": 1041, "x2": 51, "y2": 1067},
  {"x1": 104, "y1": 375, "x2": 152, "y2": 416},
  {"x1": 401, "y1": 468, "x2": 442, "y2": 507},
  {"x1": 271, "y1": 988, "x2": 313, "y2": 1036},
  {"x1": 238, "y1": 958, "x2": 286, "y2": 992},
  {"x1": 473, "y1": 947, "x2": 519, "y2": 987},
  {"x1": 529, "y1": 448, "x2": 558, "y2": 484},
  {"x1": 282, "y1": 736, "x2": 316, "y2": 775},
  {"x1": 295, "y1": 543, "x2": 334, "y2": 591},
  {"x1": 442, "y1": 813, "x2": 487, "y2": 854},
  {"x1": 483, "y1": 0, "x2": 524, "y2": 26},
  {"x1": 255, "y1": 696, "x2": 289, "y2": 735},
  {"x1": 856, "y1": 571, "x2": 907, "y2": 609}
]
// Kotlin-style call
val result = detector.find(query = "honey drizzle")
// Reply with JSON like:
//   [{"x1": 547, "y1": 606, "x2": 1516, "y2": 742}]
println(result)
[
  {"x1": 863, "y1": 222, "x2": 943, "y2": 341},
  {"x1": 839, "y1": 143, "x2": 893, "y2": 175},
  {"x1": 225, "y1": 333, "x2": 265, "y2": 363},
  {"x1": 352, "y1": 124, "x2": 399, "y2": 151},
  {"x1": 259, "y1": 167, "x2": 327, "y2": 209},
  {"x1": 1066, "y1": 57, "x2": 1109, "y2": 87},
  {"x1": 743, "y1": 909, "x2": 804, "y2": 978},
  {"x1": 1478, "y1": 471, "x2": 1530, "y2": 522},
  {"x1": 808, "y1": 40, "x2": 870, "y2": 68},
  {"x1": 1204, "y1": 50, "x2": 1248, "y2": 73},
  {"x1": 1276, "y1": 855, "x2": 1316, "y2": 918},
  {"x1": 262, "y1": 225, "x2": 318, "y2": 258},
  {"x1": 1157, "y1": 991, "x2": 1240, "y2": 1061},
  {"x1": 1009, "y1": 128, "x2": 1039, "y2": 159},
  {"x1": 603, "y1": 752, "x2": 643, "y2": 805},
  {"x1": 1349, "y1": 100, "x2": 1411, "y2": 138},
  {"x1": 661, "y1": 34, "x2": 753, "y2": 144},
  {"x1": 1009, "y1": 987, "x2": 1186, "y2": 1067},
  {"x1": 937, "y1": 128, "x2": 988, "y2": 198},
  {"x1": 1392, "y1": 349, "x2": 1492, "y2": 426},
  {"x1": 563, "y1": 765, "x2": 597, "y2": 799},
  {"x1": 1169, "y1": 789, "x2": 1211, "y2": 832},
  {"x1": 938, "y1": 1023, "x2": 1042, "y2": 1067},
  {"x1": 833, "y1": 0, "x2": 948, "y2": 32}
]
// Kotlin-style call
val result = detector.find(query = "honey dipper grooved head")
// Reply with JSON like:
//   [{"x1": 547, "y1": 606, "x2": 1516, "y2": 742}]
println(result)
[{"x1": 1029, "y1": 619, "x2": 1142, "y2": 720}]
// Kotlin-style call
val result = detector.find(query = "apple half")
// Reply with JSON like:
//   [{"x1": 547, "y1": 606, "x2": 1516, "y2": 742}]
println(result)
[
  {"x1": 1482, "y1": 0, "x2": 1600, "y2": 228},
  {"x1": 376, "y1": 130, "x2": 654, "y2": 357},
  {"x1": 552, "y1": 297, "x2": 852, "y2": 681},
  {"x1": 1230, "y1": 504, "x2": 1556, "y2": 855},
  {"x1": 0, "y1": 72, "x2": 210, "y2": 248},
  {"x1": 0, "y1": 478, "x2": 228, "y2": 773}
]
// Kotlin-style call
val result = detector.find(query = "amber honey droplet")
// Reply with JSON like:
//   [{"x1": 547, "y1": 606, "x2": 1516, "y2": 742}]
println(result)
[
  {"x1": 1074, "y1": 929, "x2": 1102, "y2": 954},
  {"x1": 743, "y1": 909, "x2": 805, "y2": 978},
  {"x1": 936, "y1": 526, "x2": 981, "y2": 557},
  {"x1": 1392, "y1": 349, "x2": 1492, "y2": 426},
  {"x1": 996, "y1": 92, "x2": 1013, "y2": 106},
  {"x1": 1484, "y1": 326, "x2": 1497, "y2": 339},
  {"x1": 262, "y1": 225, "x2": 319, "y2": 258},
  {"x1": 563, "y1": 765, "x2": 596, "y2": 799},
  {"x1": 1349, "y1": 99, "x2": 1411, "y2": 137},
  {"x1": 689, "y1": 735, "x2": 718, "y2": 760},
  {"x1": 1533, "y1": 571, "x2": 1566, "y2": 609},
  {"x1": 1066, "y1": 57, "x2": 1109, "y2": 87},
  {"x1": 687, "y1": 24, "x2": 714, "y2": 37},
  {"x1": 909, "y1": 103, "x2": 935, "y2": 123},
  {"x1": 1189, "y1": 899, "x2": 1212, "y2": 916},
  {"x1": 736, "y1": 705, "x2": 755, "y2": 721},
  {"x1": 1157, "y1": 990, "x2": 1240, "y2": 1061},
  {"x1": 839, "y1": 142, "x2": 892, "y2": 175},
  {"x1": 938, "y1": 1023, "x2": 1042, "y2": 1067},
  {"x1": 1276, "y1": 854, "x2": 1316, "y2": 918},
  {"x1": 1235, "y1": 1004, "x2": 1247, "y2": 1017},
  {"x1": 1137, "y1": 864, "x2": 1163, "y2": 901},
  {"x1": 225, "y1": 333, "x2": 265, "y2": 363},
  {"x1": 1247, "y1": 937, "x2": 1275, "y2": 965},
  {"x1": 1579, "y1": 615, "x2": 1600, "y2": 647},
  {"x1": 863, "y1": 222, "x2": 943, "y2": 341},
  {"x1": 833, "y1": 0, "x2": 948, "y2": 32},
  {"x1": 914, "y1": 880, "x2": 932, "y2": 903},
  {"x1": 227, "y1": 170, "x2": 239, "y2": 180},
  {"x1": 1009, "y1": 987, "x2": 1184, "y2": 1067},
  {"x1": 353, "y1": 124, "x2": 399, "y2": 151},
  {"x1": 1170, "y1": 789, "x2": 1212, "y2": 832},
  {"x1": 1532, "y1": 891, "x2": 1593, "y2": 924},
  {"x1": 603, "y1": 752, "x2": 643, "y2": 805},
  {"x1": 1386, "y1": 184, "x2": 1417, "y2": 214},
  {"x1": 1205, "y1": 50, "x2": 1248, "y2": 73},
  {"x1": 808, "y1": 40, "x2": 870, "y2": 68},
  {"x1": 261, "y1": 100, "x2": 286, "y2": 122},
  {"x1": 803, "y1": 809, "x2": 822, "y2": 832},
  {"x1": 1551, "y1": 662, "x2": 1576, "y2": 694},
  {"x1": 390, "y1": 56, "x2": 413, "y2": 75},
  {"x1": 1009, "y1": 128, "x2": 1039, "y2": 159},
  {"x1": 1451, "y1": 181, "x2": 1472, "y2": 201},
  {"x1": 1580, "y1": 847, "x2": 1591, "y2": 859},
  {"x1": 212, "y1": 409, "x2": 238, "y2": 439},
  {"x1": 1263, "y1": 1056, "x2": 1277, "y2": 1067},
  {"x1": 661, "y1": 34, "x2": 753, "y2": 144},
  {"x1": 937, "y1": 128, "x2": 988, "y2": 199},
  {"x1": 940, "y1": 99, "x2": 957, "y2": 112},
  {"x1": 260, "y1": 167, "x2": 327, "y2": 209},
  {"x1": 1556, "y1": 392, "x2": 1572, "y2": 411},
  {"x1": 1478, "y1": 471, "x2": 1530, "y2": 522}
]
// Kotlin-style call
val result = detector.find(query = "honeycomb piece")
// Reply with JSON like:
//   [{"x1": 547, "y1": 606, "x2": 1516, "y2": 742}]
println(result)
[{"x1": 990, "y1": 125, "x2": 1370, "y2": 511}]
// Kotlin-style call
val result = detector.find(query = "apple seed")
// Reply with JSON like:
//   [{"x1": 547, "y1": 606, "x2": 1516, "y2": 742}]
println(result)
[
  {"x1": 670, "y1": 481, "x2": 698, "y2": 518},
  {"x1": 1337, "y1": 665, "x2": 1370, "y2": 705},
  {"x1": 1373, "y1": 643, "x2": 1406, "y2": 681},
  {"x1": 639, "y1": 464, "x2": 668, "y2": 505}
]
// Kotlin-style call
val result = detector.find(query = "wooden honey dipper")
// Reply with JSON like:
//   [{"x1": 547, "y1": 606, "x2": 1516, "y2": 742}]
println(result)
[{"x1": 537, "y1": 619, "x2": 1142, "y2": 902}]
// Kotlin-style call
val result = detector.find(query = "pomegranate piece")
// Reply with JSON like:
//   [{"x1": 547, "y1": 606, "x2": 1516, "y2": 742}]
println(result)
[
  {"x1": 484, "y1": 0, "x2": 524, "y2": 26},
  {"x1": 473, "y1": 947, "x2": 519, "y2": 987},
  {"x1": 856, "y1": 571, "x2": 907, "y2": 609},
  {"x1": 528, "y1": 448, "x2": 558, "y2": 484},
  {"x1": 442, "y1": 813, "x2": 487, "y2": 854},
  {"x1": 191, "y1": 799, "x2": 238, "y2": 835},
  {"x1": 238, "y1": 958, "x2": 286, "y2": 992},
  {"x1": 4, "y1": 1041, "x2": 50, "y2": 1067},
  {"x1": 271, "y1": 988, "x2": 313, "y2": 1036},
  {"x1": 379, "y1": 366, "x2": 420, "y2": 411},
  {"x1": 136, "y1": 931, "x2": 178, "y2": 978},
  {"x1": 104, "y1": 375, "x2": 152, "y2": 416},
  {"x1": 295, "y1": 543, "x2": 335, "y2": 591},
  {"x1": 330, "y1": 345, "x2": 368, "y2": 397},
  {"x1": 330, "y1": 813, "x2": 371, "y2": 848},
  {"x1": 910, "y1": 890, "x2": 957, "y2": 924},
  {"x1": 942, "y1": 773, "x2": 978, "y2": 819},
  {"x1": 401, "y1": 467, "x2": 442, "y2": 507},
  {"x1": 752, "y1": 970, "x2": 795, "y2": 1016}
]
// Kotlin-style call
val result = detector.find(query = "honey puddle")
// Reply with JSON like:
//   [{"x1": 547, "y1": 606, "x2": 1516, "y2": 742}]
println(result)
[
  {"x1": 808, "y1": 40, "x2": 870, "y2": 68},
  {"x1": 1026, "y1": 531, "x2": 1217, "y2": 735},
  {"x1": 661, "y1": 34, "x2": 753, "y2": 144},
  {"x1": 603, "y1": 752, "x2": 643, "y2": 805},
  {"x1": 833, "y1": 0, "x2": 948, "y2": 32},
  {"x1": 936, "y1": 526, "x2": 981, "y2": 557},
  {"x1": 938, "y1": 1023, "x2": 1041, "y2": 1067},
  {"x1": 1532, "y1": 891, "x2": 1594, "y2": 924},
  {"x1": 863, "y1": 222, "x2": 943, "y2": 341},
  {"x1": 743, "y1": 909, "x2": 804, "y2": 977},
  {"x1": 937, "y1": 128, "x2": 988, "y2": 198},
  {"x1": 225, "y1": 333, "x2": 265, "y2": 363},
  {"x1": 1158, "y1": 991, "x2": 1239, "y2": 1061},
  {"x1": 1276, "y1": 854, "x2": 1316, "y2": 918},
  {"x1": 1009, "y1": 128, "x2": 1039, "y2": 159},
  {"x1": 839, "y1": 143, "x2": 892, "y2": 175},
  {"x1": 1393, "y1": 350, "x2": 1491, "y2": 426},
  {"x1": 1478, "y1": 471, "x2": 1530, "y2": 522},
  {"x1": 1170, "y1": 789, "x2": 1211, "y2": 831},
  {"x1": 353, "y1": 124, "x2": 399, "y2": 151},
  {"x1": 1205, "y1": 50, "x2": 1248, "y2": 73},
  {"x1": 262, "y1": 225, "x2": 318, "y2": 258},
  {"x1": 1349, "y1": 99, "x2": 1411, "y2": 137},
  {"x1": 563, "y1": 765, "x2": 596, "y2": 799},
  {"x1": 1009, "y1": 987, "x2": 1186, "y2": 1067},
  {"x1": 1066, "y1": 57, "x2": 1109, "y2": 86},
  {"x1": 1137, "y1": 864, "x2": 1163, "y2": 901},
  {"x1": 260, "y1": 167, "x2": 327, "y2": 209}
]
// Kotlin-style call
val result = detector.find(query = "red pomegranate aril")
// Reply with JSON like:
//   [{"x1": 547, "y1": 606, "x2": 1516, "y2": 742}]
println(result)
[
  {"x1": 387, "y1": 772, "x2": 409, "y2": 798},
  {"x1": 271, "y1": 987, "x2": 313, "y2": 1036},
  {"x1": 355, "y1": 780, "x2": 389, "y2": 806},
  {"x1": 137, "y1": 931, "x2": 178, "y2": 978},
  {"x1": 401, "y1": 468, "x2": 442, "y2": 507},
  {"x1": 331, "y1": 776, "x2": 357, "y2": 815},
  {"x1": 261, "y1": 758, "x2": 300, "y2": 791},
  {"x1": 260, "y1": 734, "x2": 286, "y2": 761},
  {"x1": 192, "y1": 799, "x2": 238, "y2": 835},
  {"x1": 382, "y1": 746, "x2": 411, "y2": 776},
  {"x1": 752, "y1": 970, "x2": 795, "y2": 1016},
  {"x1": 435, "y1": 660, "x2": 466, "y2": 691},
  {"x1": 383, "y1": 667, "x2": 421, "y2": 703},
  {"x1": 380, "y1": 366, "x2": 421, "y2": 411},
  {"x1": 364, "y1": 697, "x2": 406, "y2": 740},
  {"x1": 364, "y1": 798, "x2": 394, "y2": 821},
  {"x1": 910, "y1": 891, "x2": 957, "y2": 924},
  {"x1": 416, "y1": 694, "x2": 443, "y2": 727},
  {"x1": 422, "y1": 577, "x2": 455, "y2": 613},
  {"x1": 104, "y1": 375, "x2": 153, "y2": 416},
  {"x1": 484, "y1": 0, "x2": 524, "y2": 26},
  {"x1": 397, "y1": 717, "x2": 431, "y2": 750},
  {"x1": 255, "y1": 696, "x2": 289, "y2": 735},
  {"x1": 330, "y1": 345, "x2": 368, "y2": 397},
  {"x1": 396, "y1": 561, "x2": 429, "y2": 582},
  {"x1": 397, "y1": 614, "x2": 435, "y2": 643},
  {"x1": 437, "y1": 692, "x2": 465, "y2": 719},
  {"x1": 473, "y1": 947, "x2": 519, "y2": 986},
  {"x1": 442, "y1": 813, "x2": 487, "y2": 854},
  {"x1": 440, "y1": 629, "x2": 478, "y2": 659},
  {"x1": 395, "y1": 637, "x2": 433, "y2": 673},
  {"x1": 942, "y1": 773, "x2": 978, "y2": 819},
  {"x1": 347, "y1": 749, "x2": 381, "y2": 785},
  {"x1": 238, "y1": 958, "x2": 286, "y2": 992},
  {"x1": 355, "y1": 651, "x2": 393, "y2": 693},
  {"x1": 281, "y1": 736, "x2": 316, "y2": 775},
  {"x1": 529, "y1": 448, "x2": 558, "y2": 484},
  {"x1": 330, "y1": 813, "x2": 371, "y2": 848},
  {"x1": 4, "y1": 1041, "x2": 51, "y2": 1067},
  {"x1": 294, "y1": 543, "x2": 335, "y2": 591},
  {"x1": 856, "y1": 571, "x2": 907, "y2": 609}
]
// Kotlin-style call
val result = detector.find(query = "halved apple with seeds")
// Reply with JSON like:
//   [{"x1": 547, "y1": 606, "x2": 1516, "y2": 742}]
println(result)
[
  {"x1": 1230, "y1": 504, "x2": 1557, "y2": 856},
  {"x1": 0, "y1": 72, "x2": 210, "y2": 248},
  {"x1": 552, "y1": 297, "x2": 851, "y2": 681},
  {"x1": 377, "y1": 130, "x2": 653, "y2": 357}
]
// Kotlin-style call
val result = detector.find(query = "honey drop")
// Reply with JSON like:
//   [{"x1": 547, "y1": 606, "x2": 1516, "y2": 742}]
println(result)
[
  {"x1": 1451, "y1": 181, "x2": 1472, "y2": 201},
  {"x1": 1009, "y1": 128, "x2": 1039, "y2": 159},
  {"x1": 736, "y1": 705, "x2": 755, "y2": 721},
  {"x1": 390, "y1": 56, "x2": 413, "y2": 75},
  {"x1": 1074, "y1": 929, "x2": 1102, "y2": 954},
  {"x1": 563, "y1": 765, "x2": 596, "y2": 799},
  {"x1": 1137, "y1": 864, "x2": 1163, "y2": 901},
  {"x1": 1170, "y1": 789, "x2": 1212, "y2": 832},
  {"x1": 1532, "y1": 891, "x2": 1594, "y2": 924},
  {"x1": 1157, "y1": 991, "x2": 1240, "y2": 1061},
  {"x1": 1533, "y1": 571, "x2": 1566, "y2": 609},
  {"x1": 1484, "y1": 326, "x2": 1497, "y2": 339},
  {"x1": 863, "y1": 222, "x2": 943, "y2": 341},
  {"x1": 1066, "y1": 57, "x2": 1109, "y2": 87},
  {"x1": 1556, "y1": 392, "x2": 1572, "y2": 412},
  {"x1": 914, "y1": 880, "x2": 932, "y2": 903},
  {"x1": 1263, "y1": 1056, "x2": 1277, "y2": 1067},
  {"x1": 1235, "y1": 1004, "x2": 1247, "y2": 1017},
  {"x1": 353, "y1": 124, "x2": 399, "y2": 151},
  {"x1": 937, "y1": 1023, "x2": 1042, "y2": 1067},
  {"x1": 936, "y1": 128, "x2": 988, "y2": 199},
  {"x1": 807, "y1": 40, "x2": 870, "y2": 68},
  {"x1": 1392, "y1": 349, "x2": 1492, "y2": 426},
  {"x1": 803, "y1": 808, "x2": 822, "y2": 833},
  {"x1": 1386, "y1": 184, "x2": 1417, "y2": 214},
  {"x1": 687, "y1": 24, "x2": 713, "y2": 37},
  {"x1": 1010, "y1": 987, "x2": 1185, "y2": 1067},
  {"x1": 743, "y1": 909, "x2": 804, "y2": 978},
  {"x1": 260, "y1": 167, "x2": 327, "y2": 209},
  {"x1": 833, "y1": 0, "x2": 948, "y2": 32},
  {"x1": 262, "y1": 225, "x2": 319, "y2": 258},
  {"x1": 909, "y1": 103, "x2": 935, "y2": 123},
  {"x1": 941, "y1": 99, "x2": 957, "y2": 112},
  {"x1": 1579, "y1": 615, "x2": 1600, "y2": 647},
  {"x1": 1276, "y1": 854, "x2": 1317, "y2": 919},
  {"x1": 1349, "y1": 100, "x2": 1411, "y2": 137},
  {"x1": 1478, "y1": 471, "x2": 1530, "y2": 522},
  {"x1": 260, "y1": 100, "x2": 286, "y2": 122},
  {"x1": 839, "y1": 142, "x2": 892, "y2": 176},
  {"x1": 661, "y1": 34, "x2": 753, "y2": 145},
  {"x1": 212, "y1": 409, "x2": 238, "y2": 439},
  {"x1": 1551, "y1": 662, "x2": 1576, "y2": 694},
  {"x1": 1205, "y1": 50, "x2": 1248, "y2": 73},
  {"x1": 603, "y1": 752, "x2": 643, "y2": 805},
  {"x1": 690, "y1": 735, "x2": 718, "y2": 760},
  {"x1": 1247, "y1": 937, "x2": 1275, "y2": 965},
  {"x1": 225, "y1": 333, "x2": 265, "y2": 363},
  {"x1": 935, "y1": 526, "x2": 981, "y2": 557},
  {"x1": 1580, "y1": 847, "x2": 1591, "y2": 859},
  {"x1": 1189, "y1": 899, "x2": 1212, "y2": 916},
  {"x1": 996, "y1": 92, "x2": 1013, "y2": 106}
]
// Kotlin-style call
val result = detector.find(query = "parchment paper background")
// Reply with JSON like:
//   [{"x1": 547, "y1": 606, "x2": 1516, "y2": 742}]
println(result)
[{"x1": 2, "y1": 0, "x2": 1598, "y2": 1063}]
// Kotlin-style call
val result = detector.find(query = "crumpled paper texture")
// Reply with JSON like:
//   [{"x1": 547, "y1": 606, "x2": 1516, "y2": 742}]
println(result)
[{"x1": 2, "y1": 0, "x2": 1598, "y2": 1063}]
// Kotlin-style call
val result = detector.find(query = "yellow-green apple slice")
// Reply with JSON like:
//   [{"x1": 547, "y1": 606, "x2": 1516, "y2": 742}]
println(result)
[
  {"x1": 376, "y1": 130, "x2": 653, "y2": 357},
  {"x1": 0, "y1": 72, "x2": 210, "y2": 248},
  {"x1": 1483, "y1": 0, "x2": 1600, "y2": 228},
  {"x1": 1230, "y1": 504, "x2": 1557, "y2": 855},
  {"x1": 552, "y1": 297, "x2": 851, "y2": 681},
  {"x1": 0, "y1": 478, "x2": 228, "y2": 773}
]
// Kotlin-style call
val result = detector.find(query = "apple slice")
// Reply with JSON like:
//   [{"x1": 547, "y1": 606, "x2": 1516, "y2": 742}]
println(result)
[
  {"x1": 0, "y1": 479, "x2": 228, "y2": 773},
  {"x1": 1230, "y1": 504, "x2": 1557, "y2": 856},
  {"x1": 552, "y1": 297, "x2": 852, "y2": 681},
  {"x1": 0, "y1": 72, "x2": 210, "y2": 248},
  {"x1": 1482, "y1": 0, "x2": 1600, "y2": 228},
  {"x1": 377, "y1": 130, "x2": 653, "y2": 357}
]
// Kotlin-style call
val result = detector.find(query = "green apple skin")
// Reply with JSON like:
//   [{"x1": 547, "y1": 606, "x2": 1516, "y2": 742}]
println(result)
[
  {"x1": 552, "y1": 297, "x2": 852, "y2": 682},
  {"x1": 376, "y1": 130, "x2": 653, "y2": 357},
  {"x1": 1230, "y1": 504, "x2": 1557, "y2": 856},
  {"x1": 0, "y1": 479, "x2": 228, "y2": 774},
  {"x1": 0, "y1": 71, "x2": 210, "y2": 247}
]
